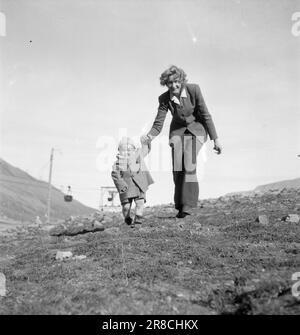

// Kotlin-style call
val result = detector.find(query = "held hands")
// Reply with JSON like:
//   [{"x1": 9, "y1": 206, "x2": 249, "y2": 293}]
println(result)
[
  {"x1": 140, "y1": 134, "x2": 154, "y2": 145},
  {"x1": 213, "y1": 139, "x2": 222, "y2": 155},
  {"x1": 141, "y1": 133, "x2": 222, "y2": 154}
]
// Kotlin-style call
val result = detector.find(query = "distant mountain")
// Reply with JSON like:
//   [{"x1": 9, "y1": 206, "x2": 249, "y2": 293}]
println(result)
[
  {"x1": 0, "y1": 158, "x2": 96, "y2": 223},
  {"x1": 254, "y1": 178, "x2": 300, "y2": 192},
  {"x1": 225, "y1": 177, "x2": 300, "y2": 197}
]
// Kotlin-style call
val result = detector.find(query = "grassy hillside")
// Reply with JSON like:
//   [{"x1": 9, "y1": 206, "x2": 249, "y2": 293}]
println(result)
[
  {"x1": 0, "y1": 188, "x2": 299, "y2": 315},
  {"x1": 0, "y1": 158, "x2": 95, "y2": 222}
]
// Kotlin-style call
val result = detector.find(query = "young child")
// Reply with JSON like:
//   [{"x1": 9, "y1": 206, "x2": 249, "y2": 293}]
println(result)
[{"x1": 111, "y1": 136, "x2": 154, "y2": 227}]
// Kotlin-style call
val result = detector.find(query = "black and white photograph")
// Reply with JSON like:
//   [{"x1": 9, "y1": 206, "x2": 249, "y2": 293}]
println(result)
[{"x1": 0, "y1": 0, "x2": 299, "y2": 320}]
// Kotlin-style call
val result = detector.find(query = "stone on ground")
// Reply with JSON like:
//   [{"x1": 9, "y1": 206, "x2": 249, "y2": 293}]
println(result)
[
  {"x1": 282, "y1": 214, "x2": 299, "y2": 223},
  {"x1": 49, "y1": 215, "x2": 105, "y2": 236},
  {"x1": 55, "y1": 251, "x2": 73, "y2": 260},
  {"x1": 255, "y1": 215, "x2": 269, "y2": 225}
]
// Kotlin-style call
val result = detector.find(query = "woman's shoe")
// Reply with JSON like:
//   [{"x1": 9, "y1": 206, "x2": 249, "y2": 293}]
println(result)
[
  {"x1": 124, "y1": 217, "x2": 133, "y2": 225},
  {"x1": 176, "y1": 211, "x2": 189, "y2": 218}
]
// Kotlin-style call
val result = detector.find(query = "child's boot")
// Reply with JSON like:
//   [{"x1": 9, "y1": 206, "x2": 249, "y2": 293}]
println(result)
[
  {"x1": 122, "y1": 203, "x2": 134, "y2": 226},
  {"x1": 134, "y1": 215, "x2": 143, "y2": 225}
]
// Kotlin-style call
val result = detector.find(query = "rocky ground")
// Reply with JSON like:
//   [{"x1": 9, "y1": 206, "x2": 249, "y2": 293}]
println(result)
[{"x1": 0, "y1": 188, "x2": 299, "y2": 315}]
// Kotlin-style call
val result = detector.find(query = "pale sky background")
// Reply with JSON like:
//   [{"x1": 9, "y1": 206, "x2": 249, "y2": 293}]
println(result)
[{"x1": 0, "y1": 0, "x2": 299, "y2": 209}]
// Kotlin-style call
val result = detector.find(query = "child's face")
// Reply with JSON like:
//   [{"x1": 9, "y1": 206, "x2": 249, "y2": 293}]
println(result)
[{"x1": 119, "y1": 144, "x2": 135, "y2": 154}]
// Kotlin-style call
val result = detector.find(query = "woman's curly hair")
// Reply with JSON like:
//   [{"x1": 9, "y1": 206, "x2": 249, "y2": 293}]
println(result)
[{"x1": 159, "y1": 65, "x2": 187, "y2": 86}]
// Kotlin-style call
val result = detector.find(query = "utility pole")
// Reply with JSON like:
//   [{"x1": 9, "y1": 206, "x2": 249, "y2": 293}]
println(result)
[{"x1": 46, "y1": 148, "x2": 54, "y2": 224}]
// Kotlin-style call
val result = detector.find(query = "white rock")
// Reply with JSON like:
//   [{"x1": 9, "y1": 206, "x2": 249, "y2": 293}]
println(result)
[
  {"x1": 0, "y1": 272, "x2": 6, "y2": 297},
  {"x1": 283, "y1": 214, "x2": 300, "y2": 223},
  {"x1": 55, "y1": 250, "x2": 73, "y2": 260},
  {"x1": 256, "y1": 215, "x2": 269, "y2": 225}
]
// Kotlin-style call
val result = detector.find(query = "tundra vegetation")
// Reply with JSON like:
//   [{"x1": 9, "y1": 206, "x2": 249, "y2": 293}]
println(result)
[{"x1": 0, "y1": 188, "x2": 299, "y2": 315}]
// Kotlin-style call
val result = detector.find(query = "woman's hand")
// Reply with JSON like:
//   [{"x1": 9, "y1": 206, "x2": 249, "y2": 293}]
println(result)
[
  {"x1": 213, "y1": 139, "x2": 222, "y2": 154},
  {"x1": 140, "y1": 134, "x2": 154, "y2": 145},
  {"x1": 140, "y1": 135, "x2": 148, "y2": 144}
]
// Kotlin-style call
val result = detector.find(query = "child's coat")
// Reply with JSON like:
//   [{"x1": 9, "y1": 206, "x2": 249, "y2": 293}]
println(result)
[{"x1": 111, "y1": 143, "x2": 154, "y2": 204}]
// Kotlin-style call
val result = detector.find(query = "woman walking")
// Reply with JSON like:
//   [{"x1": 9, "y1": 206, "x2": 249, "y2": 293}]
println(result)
[{"x1": 141, "y1": 65, "x2": 222, "y2": 218}]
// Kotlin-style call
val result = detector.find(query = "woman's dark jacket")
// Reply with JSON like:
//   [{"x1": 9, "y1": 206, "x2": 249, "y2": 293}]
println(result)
[{"x1": 148, "y1": 83, "x2": 218, "y2": 143}]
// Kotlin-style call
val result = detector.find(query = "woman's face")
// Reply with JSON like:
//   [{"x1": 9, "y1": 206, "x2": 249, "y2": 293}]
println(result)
[{"x1": 167, "y1": 77, "x2": 182, "y2": 95}]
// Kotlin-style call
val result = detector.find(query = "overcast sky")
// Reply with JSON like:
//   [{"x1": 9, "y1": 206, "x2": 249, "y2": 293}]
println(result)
[{"x1": 0, "y1": 0, "x2": 299, "y2": 208}]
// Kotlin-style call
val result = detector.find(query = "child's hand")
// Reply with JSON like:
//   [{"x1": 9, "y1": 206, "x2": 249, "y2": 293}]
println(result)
[{"x1": 140, "y1": 135, "x2": 148, "y2": 145}]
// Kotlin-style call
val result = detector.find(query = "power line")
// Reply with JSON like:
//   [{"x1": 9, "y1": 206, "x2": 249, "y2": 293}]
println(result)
[{"x1": 46, "y1": 148, "x2": 54, "y2": 224}]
